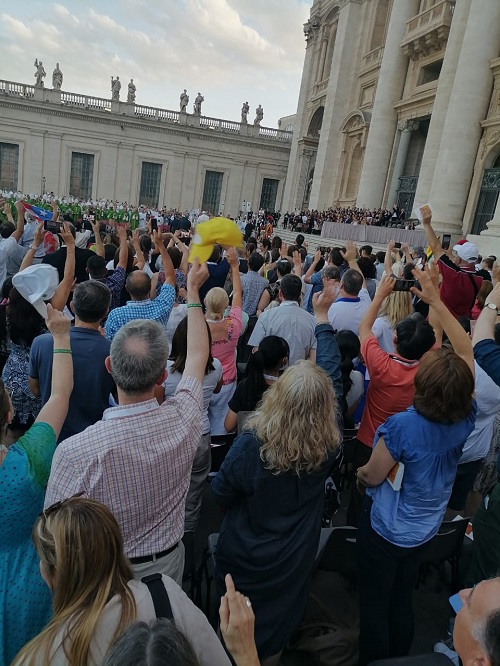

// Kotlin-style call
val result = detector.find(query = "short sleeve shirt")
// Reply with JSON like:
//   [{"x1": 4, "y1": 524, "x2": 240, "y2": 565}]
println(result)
[{"x1": 438, "y1": 254, "x2": 483, "y2": 318}]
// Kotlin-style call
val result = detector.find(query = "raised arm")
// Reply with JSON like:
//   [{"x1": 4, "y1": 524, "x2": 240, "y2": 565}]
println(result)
[
  {"x1": 50, "y1": 223, "x2": 75, "y2": 311},
  {"x1": 183, "y1": 259, "x2": 210, "y2": 383},
  {"x1": 131, "y1": 229, "x2": 145, "y2": 270},
  {"x1": 19, "y1": 222, "x2": 45, "y2": 271},
  {"x1": 35, "y1": 305, "x2": 73, "y2": 438},
  {"x1": 292, "y1": 250, "x2": 302, "y2": 277},
  {"x1": 341, "y1": 241, "x2": 366, "y2": 288},
  {"x1": 173, "y1": 232, "x2": 190, "y2": 275},
  {"x1": 13, "y1": 201, "x2": 25, "y2": 243},
  {"x1": 226, "y1": 247, "x2": 242, "y2": 309},
  {"x1": 115, "y1": 225, "x2": 129, "y2": 270},
  {"x1": 420, "y1": 206, "x2": 444, "y2": 259},
  {"x1": 152, "y1": 229, "x2": 175, "y2": 286},
  {"x1": 312, "y1": 282, "x2": 343, "y2": 409},
  {"x1": 402, "y1": 242, "x2": 412, "y2": 266},
  {"x1": 90, "y1": 219, "x2": 105, "y2": 258},
  {"x1": 412, "y1": 264, "x2": 474, "y2": 377},
  {"x1": 304, "y1": 249, "x2": 322, "y2": 284},
  {"x1": 358, "y1": 276, "x2": 396, "y2": 343},
  {"x1": 472, "y1": 280, "x2": 500, "y2": 346},
  {"x1": 51, "y1": 201, "x2": 59, "y2": 223},
  {"x1": 384, "y1": 240, "x2": 395, "y2": 277}
]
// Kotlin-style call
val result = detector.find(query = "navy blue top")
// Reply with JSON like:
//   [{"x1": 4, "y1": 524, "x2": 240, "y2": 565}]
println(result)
[
  {"x1": 474, "y1": 338, "x2": 500, "y2": 388},
  {"x1": 367, "y1": 401, "x2": 477, "y2": 547},
  {"x1": 29, "y1": 327, "x2": 115, "y2": 443},
  {"x1": 199, "y1": 258, "x2": 230, "y2": 303}
]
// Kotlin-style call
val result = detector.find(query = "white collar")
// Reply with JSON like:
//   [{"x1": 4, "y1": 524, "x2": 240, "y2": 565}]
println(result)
[
  {"x1": 102, "y1": 399, "x2": 159, "y2": 420},
  {"x1": 280, "y1": 300, "x2": 299, "y2": 307}
]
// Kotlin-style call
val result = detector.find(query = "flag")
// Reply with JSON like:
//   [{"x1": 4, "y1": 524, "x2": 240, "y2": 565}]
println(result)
[
  {"x1": 22, "y1": 203, "x2": 53, "y2": 222},
  {"x1": 425, "y1": 245, "x2": 433, "y2": 260}
]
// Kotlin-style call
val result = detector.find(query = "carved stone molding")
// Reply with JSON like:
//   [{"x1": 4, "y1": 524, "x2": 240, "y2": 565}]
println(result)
[{"x1": 398, "y1": 119, "x2": 420, "y2": 132}]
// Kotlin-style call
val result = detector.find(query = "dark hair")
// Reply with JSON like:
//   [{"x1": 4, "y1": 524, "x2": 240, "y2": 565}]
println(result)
[
  {"x1": 482, "y1": 256, "x2": 494, "y2": 270},
  {"x1": 271, "y1": 236, "x2": 282, "y2": 250},
  {"x1": 477, "y1": 280, "x2": 494, "y2": 310},
  {"x1": 102, "y1": 619, "x2": 200, "y2": 666},
  {"x1": 276, "y1": 260, "x2": 291, "y2": 278},
  {"x1": 375, "y1": 251, "x2": 385, "y2": 263},
  {"x1": 0, "y1": 379, "x2": 11, "y2": 429},
  {"x1": 484, "y1": 609, "x2": 500, "y2": 666},
  {"x1": 115, "y1": 245, "x2": 135, "y2": 272},
  {"x1": 261, "y1": 238, "x2": 271, "y2": 250},
  {"x1": 72, "y1": 281, "x2": 111, "y2": 323},
  {"x1": 241, "y1": 336, "x2": 289, "y2": 411},
  {"x1": 357, "y1": 257, "x2": 376, "y2": 280},
  {"x1": 249, "y1": 252, "x2": 265, "y2": 272},
  {"x1": 395, "y1": 313, "x2": 435, "y2": 360},
  {"x1": 87, "y1": 255, "x2": 107, "y2": 278},
  {"x1": 286, "y1": 244, "x2": 299, "y2": 257},
  {"x1": 295, "y1": 234, "x2": 305, "y2": 247},
  {"x1": 207, "y1": 244, "x2": 221, "y2": 263},
  {"x1": 329, "y1": 247, "x2": 345, "y2": 268},
  {"x1": 313, "y1": 257, "x2": 325, "y2": 273},
  {"x1": 139, "y1": 233, "x2": 152, "y2": 256},
  {"x1": 167, "y1": 247, "x2": 182, "y2": 270},
  {"x1": 280, "y1": 274, "x2": 302, "y2": 301},
  {"x1": 360, "y1": 245, "x2": 373, "y2": 256},
  {"x1": 7, "y1": 287, "x2": 45, "y2": 346},
  {"x1": 341, "y1": 269, "x2": 363, "y2": 296},
  {"x1": 336, "y1": 330, "x2": 361, "y2": 401},
  {"x1": 0, "y1": 222, "x2": 15, "y2": 239},
  {"x1": 270, "y1": 248, "x2": 280, "y2": 263},
  {"x1": 246, "y1": 242, "x2": 257, "y2": 257},
  {"x1": 169, "y1": 316, "x2": 215, "y2": 375},
  {"x1": 104, "y1": 243, "x2": 117, "y2": 263},
  {"x1": 413, "y1": 348, "x2": 474, "y2": 423},
  {"x1": 477, "y1": 269, "x2": 492, "y2": 282},
  {"x1": 126, "y1": 271, "x2": 151, "y2": 300},
  {"x1": 402, "y1": 262, "x2": 415, "y2": 280}
]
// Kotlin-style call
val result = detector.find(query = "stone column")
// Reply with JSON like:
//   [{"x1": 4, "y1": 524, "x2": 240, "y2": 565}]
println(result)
[
  {"x1": 413, "y1": 0, "x2": 472, "y2": 208},
  {"x1": 309, "y1": 0, "x2": 364, "y2": 210},
  {"x1": 282, "y1": 21, "x2": 318, "y2": 212},
  {"x1": 356, "y1": 0, "x2": 420, "y2": 208},
  {"x1": 385, "y1": 121, "x2": 419, "y2": 209},
  {"x1": 427, "y1": 0, "x2": 500, "y2": 233}
]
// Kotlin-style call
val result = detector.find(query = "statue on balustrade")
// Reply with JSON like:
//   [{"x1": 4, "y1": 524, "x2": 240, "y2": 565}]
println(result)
[
  {"x1": 127, "y1": 79, "x2": 136, "y2": 103},
  {"x1": 111, "y1": 76, "x2": 121, "y2": 101},
  {"x1": 180, "y1": 89, "x2": 189, "y2": 112},
  {"x1": 52, "y1": 63, "x2": 63, "y2": 90},
  {"x1": 34, "y1": 59, "x2": 46, "y2": 88},
  {"x1": 241, "y1": 101, "x2": 249, "y2": 123},
  {"x1": 194, "y1": 92, "x2": 204, "y2": 115},
  {"x1": 254, "y1": 104, "x2": 264, "y2": 126}
]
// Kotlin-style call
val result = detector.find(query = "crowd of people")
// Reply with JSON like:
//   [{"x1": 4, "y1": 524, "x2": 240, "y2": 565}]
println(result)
[
  {"x1": 1, "y1": 195, "x2": 500, "y2": 666},
  {"x1": 280, "y1": 205, "x2": 413, "y2": 234}
]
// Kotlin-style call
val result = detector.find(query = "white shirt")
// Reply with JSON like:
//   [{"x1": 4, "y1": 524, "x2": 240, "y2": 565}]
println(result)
[
  {"x1": 346, "y1": 370, "x2": 364, "y2": 409},
  {"x1": 0, "y1": 236, "x2": 17, "y2": 289},
  {"x1": 460, "y1": 362, "x2": 500, "y2": 463},
  {"x1": 372, "y1": 316, "x2": 395, "y2": 354},
  {"x1": 327, "y1": 289, "x2": 371, "y2": 335}
]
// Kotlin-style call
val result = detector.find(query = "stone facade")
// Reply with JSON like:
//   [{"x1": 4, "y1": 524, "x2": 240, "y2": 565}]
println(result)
[
  {"x1": 283, "y1": 0, "x2": 500, "y2": 253},
  {"x1": 0, "y1": 82, "x2": 291, "y2": 216}
]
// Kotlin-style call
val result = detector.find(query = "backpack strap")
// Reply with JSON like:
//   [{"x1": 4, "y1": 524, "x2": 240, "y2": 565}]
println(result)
[
  {"x1": 465, "y1": 271, "x2": 480, "y2": 313},
  {"x1": 141, "y1": 573, "x2": 174, "y2": 623}
]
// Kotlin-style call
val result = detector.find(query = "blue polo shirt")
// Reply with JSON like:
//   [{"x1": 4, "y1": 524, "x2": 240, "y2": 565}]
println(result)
[{"x1": 29, "y1": 327, "x2": 115, "y2": 442}]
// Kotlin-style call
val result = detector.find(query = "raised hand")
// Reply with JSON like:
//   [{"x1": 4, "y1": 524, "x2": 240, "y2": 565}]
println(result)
[
  {"x1": 375, "y1": 275, "x2": 397, "y2": 300},
  {"x1": 45, "y1": 303, "x2": 71, "y2": 335},
  {"x1": 411, "y1": 264, "x2": 441, "y2": 305},
  {"x1": 341, "y1": 240, "x2": 358, "y2": 264},
  {"x1": 187, "y1": 257, "x2": 209, "y2": 293},
  {"x1": 219, "y1": 574, "x2": 259, "y2": 666}
]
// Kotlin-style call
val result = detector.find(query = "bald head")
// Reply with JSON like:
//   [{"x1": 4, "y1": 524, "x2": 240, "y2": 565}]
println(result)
[
  {"x1": 454, "y1": 578, "x2": 500, "y2": 666},
  {"x1": 126, "y1": 271, "x2": 151, "y2": 300}
]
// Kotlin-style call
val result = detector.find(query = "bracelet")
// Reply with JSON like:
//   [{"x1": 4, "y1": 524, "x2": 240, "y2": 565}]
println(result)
[
  {"x1": 316, "y1": 320, "x2": 330, "y2": 325},
  {"x1": 28, "y1": 244, "x2": 39, "y2": 251},
  {"x1": 187, "y1": 303, "x2": 203, "y2": 309},
  {"x1": 53, "y1": 349, "x2": 72, "y2": 354}
]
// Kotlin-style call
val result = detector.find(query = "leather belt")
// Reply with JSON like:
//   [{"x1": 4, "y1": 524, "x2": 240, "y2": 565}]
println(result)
[{"x1": 130, "y1": 542, "x2": 179, "y2": 565}]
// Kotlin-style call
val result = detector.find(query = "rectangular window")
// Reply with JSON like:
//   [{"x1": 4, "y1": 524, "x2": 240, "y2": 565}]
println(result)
[
  {"x1": 69, "y1": 152, "x2": 94, "y2": 199},
  {"x1": 139, "y1": 162, "x2": 162, "y2": 207},
  {"x1": 0, "y1": 143, "x2": 19, "y2": 191},
  {"x1": 202, "y1": 170, "x2": 223, "y2": 214},
  {"x1": 418, "y1": 59, "x2": 443, "y2": 86},
  {"x1": 259, "y1": 178, "x2": 279, "y2": 211}
]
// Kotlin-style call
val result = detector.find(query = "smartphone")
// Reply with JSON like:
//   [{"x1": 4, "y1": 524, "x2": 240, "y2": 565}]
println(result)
[
  {"x1": 151, "y1": 218, "x2": 158, "y2": 232},
  {"x1": 393, "y1": 279, "x2": 416, "y2": 292},
  {"x1": 449, "y1": 593, "x2": 463, "y2": 614},
  {"x1": 44, "y1": 220, "x2": 63, "y2": 234},
  {"x1": 442, "y1": 233, "x2": 451, "y2": 250},
  {"x1": 394, "y1": 242, "x2": 402, "y2": 249}
]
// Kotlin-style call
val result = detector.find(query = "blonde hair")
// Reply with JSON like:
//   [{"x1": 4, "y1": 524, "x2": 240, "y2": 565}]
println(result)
[
  {"x1": 14, "y1": 498, "x2": 136, "y2": 666},
  {"x1": 377, "y1": 291, "x2": 413, "y2": 328},
  {"x1": 205, "y1": 287, "x2": 229, "y2": 320},
  {"x1": 245, "y1": 361, "x2": 341, "y2": 475}
]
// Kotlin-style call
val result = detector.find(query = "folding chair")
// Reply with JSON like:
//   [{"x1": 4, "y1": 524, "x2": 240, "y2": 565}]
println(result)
[{"x1": 417, "y1": 517, "x2": 469, "y2": 593}]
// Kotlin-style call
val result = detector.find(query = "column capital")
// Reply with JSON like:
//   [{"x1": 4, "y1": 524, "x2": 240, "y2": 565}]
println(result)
[{"x1": 398, "y1": 119, "x2": 420, "y2": 132}]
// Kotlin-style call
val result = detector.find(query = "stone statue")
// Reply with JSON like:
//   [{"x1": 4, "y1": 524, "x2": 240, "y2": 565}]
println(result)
[
  {"x1": 34, "y1": 59, "x2": 46, "y2": 88},
  {"x1": 254, "y1": 104, "x2": 264, "y2": 126},
  {"x1": 241, "y1": 101, "x2": 249, "y2": 123},
  {"x1": 127, "y1": 79, "x2": 136, "y2": 103},
  {"x1": 303, "y1": 16, "x2": 320, "y2": 40},
  {"x1": 193, "y1": 92, "x2": 204, "y2": 115},
  {"x1": 52, "y1": 63, "x2": 63, "y2": 90},
  {"x1": 180, "y1": 89, "x2": 189, "y2": 113},
  {"x1": 111, "y1": 76, "x2": 121, "y2": 101}
]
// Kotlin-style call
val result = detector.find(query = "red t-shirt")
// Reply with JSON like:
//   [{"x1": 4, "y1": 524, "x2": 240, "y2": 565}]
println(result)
[
  {"x1": 438, "y1": 254, "x2": 482, "y2": 319},
  {"x1": 357, "y1": 336, "x2": 420, "y2": 448}
]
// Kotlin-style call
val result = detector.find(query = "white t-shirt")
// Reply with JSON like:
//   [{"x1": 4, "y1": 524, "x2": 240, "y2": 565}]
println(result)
[
  {"x1": 0, "y1": 236, "x2": 17, "y2": 289},
  {"x1": 372, "y1": 316, "x2": 395, "y2": 354},
  {"x1": 163, "y1": 358, "x2": 222, "y2": 435},
  {"x1": 346, "y1": 370, "x2": 364, "y2": 409},
  {"x1": 165, "y1": 304, "x2": 188, "y2": 349},
  {"x1": 460, "y1": 362, "x2": 500, "y2": 463},
  {"x1": 327, "y1": 289, "x2": 371, "y2": 335}
]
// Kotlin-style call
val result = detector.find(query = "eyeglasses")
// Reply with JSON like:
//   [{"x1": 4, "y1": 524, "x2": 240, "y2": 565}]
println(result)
[{"x1": 40, "y1": 492, "x2": 85, "y2": 519}]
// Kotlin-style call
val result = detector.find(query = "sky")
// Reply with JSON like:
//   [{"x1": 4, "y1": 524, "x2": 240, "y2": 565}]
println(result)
[{"x1": 0, "y1": 0, "x2": 311, "y2": 127}]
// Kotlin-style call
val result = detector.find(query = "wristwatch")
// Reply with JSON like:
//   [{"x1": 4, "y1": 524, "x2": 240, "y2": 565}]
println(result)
[{"x1": 486, "y1": 302, "x2": 499, "y2": 314}]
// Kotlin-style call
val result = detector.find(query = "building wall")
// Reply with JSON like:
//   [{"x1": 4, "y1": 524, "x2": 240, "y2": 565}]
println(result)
[
  {"x1": 283, "y1": 0, "x2": 500, "y2": 250},
  {"x1": 0, "y1": 87, "x2": 291, "y2": 215}
]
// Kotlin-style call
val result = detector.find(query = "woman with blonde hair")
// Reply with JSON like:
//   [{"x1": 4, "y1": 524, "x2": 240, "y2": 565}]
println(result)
[
  {"x1": 13, "y1": 497, "x2": 231, "y2": 666},
  {"x1": 205, "y1": 247, "x2": 243, "y2": 435},
  {"x1": 212, "y1": 360, "x2": 342, "y2": 665},
  {"x1": 372, "y1": 290, "x2": 413, "y2": 353}
]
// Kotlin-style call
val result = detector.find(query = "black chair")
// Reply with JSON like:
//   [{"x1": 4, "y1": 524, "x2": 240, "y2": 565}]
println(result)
[
  {"x1": 194, "y1": 532, "x2": 219, "y2": 627},
  {"x1": 316, "y1": 526, "x2": 358, "y2": 581},
  {"x1": 368, "y1": 654, "x2": 453, "y2": 665},
  {"x1": 339, "y1": 427, "x2": 358, "y2": 491},
  {"x1": 417, "y1": 517, "x2": 470, "y2": 593}
]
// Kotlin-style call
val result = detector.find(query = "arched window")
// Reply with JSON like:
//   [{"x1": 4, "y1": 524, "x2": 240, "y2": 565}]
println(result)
[
  {"x1": 308, "y1": 107, "x2": 324, "y2": 138},
  {"x1": 321, "y1": 25, "x2": 337, "y2": 81},
  {"x1": 369, "y1": 0, "x2": 390, "y2": 51},
  {"x1": 346, "y1": 143, "x2": 363, "y2": 200}
]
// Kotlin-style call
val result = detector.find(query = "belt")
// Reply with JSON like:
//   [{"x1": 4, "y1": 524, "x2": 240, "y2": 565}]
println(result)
[{"x1": 130, "y1": 542, "x2": 179, "y2": 565}]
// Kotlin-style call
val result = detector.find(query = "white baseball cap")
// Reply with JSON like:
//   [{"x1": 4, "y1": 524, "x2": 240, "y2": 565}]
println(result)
[
  {"x1": 452, "y1": 241, "x2": 479, "y2": 264},
  {"x1": 12, "y1": 264, "x2": 59, "y2": 318}
]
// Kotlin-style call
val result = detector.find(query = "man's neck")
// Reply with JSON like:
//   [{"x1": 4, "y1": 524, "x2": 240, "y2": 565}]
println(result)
[
  {"x1": 116, "y1": 388, "x2": 156, "y2": 406},
  {"x1": 74, "y1": 318, "x2": 100, "y2": 331},
  {"x1": 339, "y1": 290, "x2": 358, "y2": 299}
]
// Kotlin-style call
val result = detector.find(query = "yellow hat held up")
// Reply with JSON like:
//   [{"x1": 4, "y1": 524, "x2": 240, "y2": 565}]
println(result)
[{"x1": 189, "y1": 217, "x2": 244, "y2": 263}]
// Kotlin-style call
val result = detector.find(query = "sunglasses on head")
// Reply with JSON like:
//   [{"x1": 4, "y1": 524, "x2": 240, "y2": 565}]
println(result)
[{"x1": 40, "y1": 492, "x2": 85, "y2": 519}]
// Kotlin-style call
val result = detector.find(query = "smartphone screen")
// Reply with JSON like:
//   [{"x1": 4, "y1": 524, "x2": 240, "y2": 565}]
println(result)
[
  {"x1": 394, "y1": 242, "x2": 402, "y2": 249},
  {"x1": 393, "y1": 279, "x2": 416, "y2": 292},
  {"x1": 44, "y1": 220, "x2": 63, "y2": 234}
]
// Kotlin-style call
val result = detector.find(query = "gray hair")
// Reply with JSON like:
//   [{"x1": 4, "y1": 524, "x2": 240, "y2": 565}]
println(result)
[
  {"x1": 102, "y1": 619, "x2": 200, "y2": 666},
  {"x1": 322, "y1": 265, "x2": 340, "y2": 281},
  {"x1": 72, "y1": 281, "x2": 111, "y2": 323},
  {"x1": 110, "y1": 319, "x2": 168, "y2": 395},
  {"x1": 472, "y1": 609, "x2": 500, "y2": 666}
]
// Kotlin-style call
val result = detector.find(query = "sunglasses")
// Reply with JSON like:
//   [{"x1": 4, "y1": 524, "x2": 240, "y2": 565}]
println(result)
[{"x1": 40, "y1": 492, "x2": 85, "y2": 519}]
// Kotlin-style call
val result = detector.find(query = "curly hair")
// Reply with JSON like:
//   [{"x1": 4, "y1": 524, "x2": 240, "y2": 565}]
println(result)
[
  {"x1": 245, "y1": 361, "x2": 341, "y2": 475},
  {"x1": 377, "y1": 291, "x2": 413, "y2": 329}
]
